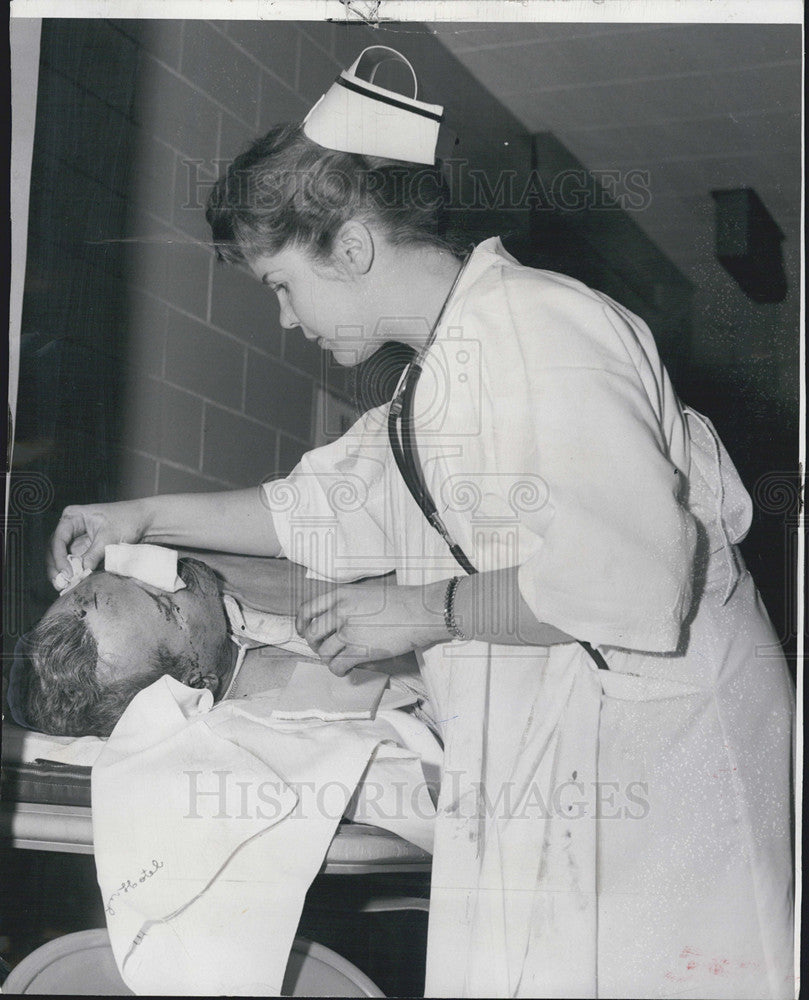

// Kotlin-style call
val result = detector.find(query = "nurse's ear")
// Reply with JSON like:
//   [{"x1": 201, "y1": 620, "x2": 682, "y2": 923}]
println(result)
[{"x1": 332, "y1": 220, "x2": 374, "y2": 276}]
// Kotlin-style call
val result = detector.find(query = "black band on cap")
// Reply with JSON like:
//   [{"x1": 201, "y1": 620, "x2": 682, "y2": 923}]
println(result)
[{"x1": 335, "y1": 75, "x2": 444, "y2": 123}]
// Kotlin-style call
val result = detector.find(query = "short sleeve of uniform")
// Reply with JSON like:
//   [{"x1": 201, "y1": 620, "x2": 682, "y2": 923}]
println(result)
[
  {"x1": 477, "y1": 269, "x2": 698, "y2": 653},
  {"x1": 263, "y1": 407, "x2": 397, "y2": 582}
]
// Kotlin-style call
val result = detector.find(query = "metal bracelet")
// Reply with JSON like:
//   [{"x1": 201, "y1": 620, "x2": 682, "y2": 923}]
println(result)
[{"x1": 443, "y1": 576, "x2": 468, "y2": 640}]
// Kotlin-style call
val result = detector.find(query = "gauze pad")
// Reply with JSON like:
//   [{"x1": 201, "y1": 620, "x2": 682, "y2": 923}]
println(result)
[
  {"x1": 104, "y1": 543, "x2": 187, "y2": 592},
  {"x1": 54, "y1": 554, "x2": 93, "y2": 595},
  {"x1": 272, "y1": 662, "x2": 389, "y2": 721}
]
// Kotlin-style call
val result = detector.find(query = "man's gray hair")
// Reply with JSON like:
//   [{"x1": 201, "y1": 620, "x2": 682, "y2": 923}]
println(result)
[{"x1": 23, "y1": 613, "x2": 190, "y2": 737}]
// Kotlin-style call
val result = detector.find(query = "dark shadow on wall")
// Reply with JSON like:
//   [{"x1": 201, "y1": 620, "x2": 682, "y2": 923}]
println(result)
[
  {"x1": 510, "y1": 132, "x2": 694, "y2": 384},
  {"x1": 8, "y1": 20, "x2": 140, "y2": 644}
]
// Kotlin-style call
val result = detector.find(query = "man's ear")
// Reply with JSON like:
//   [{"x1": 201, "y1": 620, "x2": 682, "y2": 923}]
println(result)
[
  {"x1": 181, "y1": 665, "x2": 220, "y2": 694},
  {"x1": 333, "y1": 220, "x2": 374, "y2": 276}
]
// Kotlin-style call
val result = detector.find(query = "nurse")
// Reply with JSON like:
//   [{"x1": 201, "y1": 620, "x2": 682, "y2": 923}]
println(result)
[{"x1": 47, "y1": 47, "x2": 794, "y2": 999}]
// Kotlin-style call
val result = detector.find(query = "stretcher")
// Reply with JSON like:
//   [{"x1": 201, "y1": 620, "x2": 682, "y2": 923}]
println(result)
[
  {"x1": 1, "y1": 722, "x2": 432, "y2": 879},
  {"x1": 2, "y1": 718, "x2": 433, "y2": 996}
]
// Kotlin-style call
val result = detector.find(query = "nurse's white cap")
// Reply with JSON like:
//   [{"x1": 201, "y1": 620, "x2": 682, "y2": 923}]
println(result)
[{"x1": 303, "y1": 46, "x2": 444, "y2": 165}]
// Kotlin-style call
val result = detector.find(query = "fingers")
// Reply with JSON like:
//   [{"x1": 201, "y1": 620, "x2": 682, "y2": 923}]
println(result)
[
  {"x1": 316, "y1": 632, "x2": 347, "y2": 662},
  {"x1": 318, "y1": 636, "x2": 363, "y2": 676},
  {"x1": 299, "y1": 609, "x2": 337, "y2": 650},
  {"x1": 316, "y1": 631, "x2": 379, "y2": 675},
  {"x1": 47, "y1": 511, "x2": 88, "y2": 583},
  {"x1": 327, "y1": 654, "x2": 358, "y2": 677},
  {"x1": 298, "y1": 607, "x2": 370, "y2": 672},
  {"x1": 69, "y1": 536, "x2": 93, "y2": 558},
  {"x1": 299, "y1": 617, "x2": 372, "y2": 675},
  {"x1": 295, "y1": 588, "x2": 339, "y2": 642},
  {"x1": 294, "y1": 584, "x2": 404, "y2": 674},
  {"x1": 46, "y1": 507, "x2": 110, "y2": 587},
  {"x1": 74, "y1": 532, "x2": 110, "y2": 578}
]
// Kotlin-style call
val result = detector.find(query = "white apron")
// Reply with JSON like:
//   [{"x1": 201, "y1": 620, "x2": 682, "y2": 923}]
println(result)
[{"x1": 267, "y1": 239, "x2": 795, "y2": 998}]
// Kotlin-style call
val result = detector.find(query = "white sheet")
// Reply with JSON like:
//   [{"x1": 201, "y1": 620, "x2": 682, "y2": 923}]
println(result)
[{"x1": 92, "y1": 676, "x2": 436, "y2": 996}]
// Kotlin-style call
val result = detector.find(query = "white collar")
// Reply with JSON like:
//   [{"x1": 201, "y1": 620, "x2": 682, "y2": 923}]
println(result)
[
  {"x1": 221, "y1": 637, "x2": 249, "y2": 702},
  {"x1": 220, "y1": 595, "x2": 313, "y2": 701}
]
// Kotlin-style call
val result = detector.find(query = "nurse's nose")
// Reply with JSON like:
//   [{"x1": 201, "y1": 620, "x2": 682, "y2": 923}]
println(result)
[{"x1": 278, "y1": 300, "x2": 300, "y2": 330}]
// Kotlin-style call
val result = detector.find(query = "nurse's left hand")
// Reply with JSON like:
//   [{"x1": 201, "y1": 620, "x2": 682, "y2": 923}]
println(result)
[{"x1": 295, "y1": 581, "x2": 447, "y2": 676}]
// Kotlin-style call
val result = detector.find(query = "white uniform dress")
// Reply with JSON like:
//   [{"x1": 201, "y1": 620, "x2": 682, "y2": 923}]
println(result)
[{"x1": 266, "y1": 238, "x2": 795, "y2": 999}]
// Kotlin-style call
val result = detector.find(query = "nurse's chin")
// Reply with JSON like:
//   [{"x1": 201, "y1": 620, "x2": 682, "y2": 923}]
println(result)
[{"x1": 325, "y1": 342, "x2": 378, "y2": 367}]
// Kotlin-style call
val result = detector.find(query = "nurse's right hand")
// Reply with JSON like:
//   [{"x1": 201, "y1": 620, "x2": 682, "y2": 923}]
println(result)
[{"x1": 47, "y1": 499, "x2": 149, "y2": 588}]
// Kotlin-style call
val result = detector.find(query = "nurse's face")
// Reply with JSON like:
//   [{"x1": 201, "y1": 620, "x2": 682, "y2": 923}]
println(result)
[
  {"x1": 248, "y1": 245, "x2": 381, "y2": 367},
  {"x1": 43, "y1": 558, "x2": 233, "y2": 691}
]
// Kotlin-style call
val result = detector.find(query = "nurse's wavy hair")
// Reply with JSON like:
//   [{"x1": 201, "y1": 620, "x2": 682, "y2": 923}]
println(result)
[
  {"x1": 206, "y1": 123, "x2": 469, "y2": 265},
  {"x1": 21, "y1": 614, "x2": 192, "y2": 738}
]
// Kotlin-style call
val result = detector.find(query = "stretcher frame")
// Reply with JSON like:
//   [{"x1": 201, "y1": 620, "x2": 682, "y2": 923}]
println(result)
[{"x1": 0, "y1": 798, "x2": 432, "y2": 877}]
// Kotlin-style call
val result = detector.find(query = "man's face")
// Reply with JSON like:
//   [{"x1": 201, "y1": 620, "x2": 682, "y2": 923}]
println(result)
[{"x1": 43, "y1": 558, "x2": 232, "y2": 690}]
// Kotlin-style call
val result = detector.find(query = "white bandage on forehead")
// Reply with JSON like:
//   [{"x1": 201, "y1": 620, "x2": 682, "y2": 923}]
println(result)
[{"x1": 104, "y1": 543, "x2": 187, "y2": 592}]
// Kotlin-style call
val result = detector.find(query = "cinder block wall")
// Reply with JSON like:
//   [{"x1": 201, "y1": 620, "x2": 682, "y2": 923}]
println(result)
[
  {"x1": 110, "y1": 19, "x2": 533, "y2": 497},
  {"x1": 15, "y1": 18, "x2": 532, "y2": 623},
  {"x1": 118, "y1": 20, "x2": 339, "y2": 498}
]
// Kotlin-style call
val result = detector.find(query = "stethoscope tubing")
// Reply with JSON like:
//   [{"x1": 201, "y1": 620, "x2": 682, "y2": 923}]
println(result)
[{"x1": 385, "y1": 258, "x2": 609, "y2": 670}]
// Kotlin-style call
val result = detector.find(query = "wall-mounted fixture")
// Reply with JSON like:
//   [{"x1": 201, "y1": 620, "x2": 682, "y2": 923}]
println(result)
[{"x1": 711, "y1": 188, "x2": 787, "y2": 303}]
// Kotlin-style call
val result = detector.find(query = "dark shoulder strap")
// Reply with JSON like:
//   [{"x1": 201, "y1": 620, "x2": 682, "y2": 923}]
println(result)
[{"x1": 387, "y1": 367, "x2": 609, "y2": 670}]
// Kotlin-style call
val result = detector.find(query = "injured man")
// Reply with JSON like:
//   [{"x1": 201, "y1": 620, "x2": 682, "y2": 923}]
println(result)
[
  {"x1": 11, "y1": 548, "x2": 434, "y2": 738},
  {"x1": 6, "y1": 546, "x2": 440, "y2": 996}
]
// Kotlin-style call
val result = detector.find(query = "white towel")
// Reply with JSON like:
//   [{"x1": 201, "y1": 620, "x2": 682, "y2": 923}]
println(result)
[
  {"x1": 92, "y1": 676, "x2": 436, "y2": 995},
  {"x1": 104, "y1": 543, "x2": 186, "y2": 592},
  {"x1": 53, "y1": 554, "x2": 92, "y2": 595}
]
